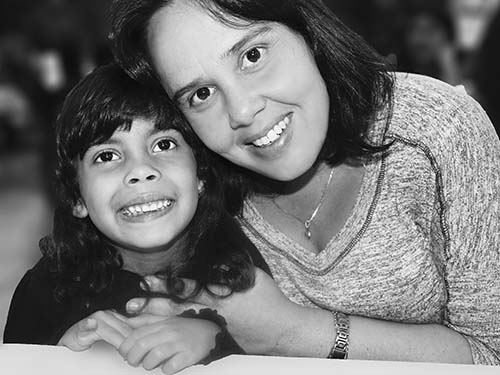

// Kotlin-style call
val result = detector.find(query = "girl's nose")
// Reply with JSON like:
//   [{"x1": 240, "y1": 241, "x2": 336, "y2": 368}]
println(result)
[
  {"x1": 124, "y1": 158, "x2": 161, "y2": 185},
  {"x1": 226, "y1": 83, "x2": 266, "y2": 129}
]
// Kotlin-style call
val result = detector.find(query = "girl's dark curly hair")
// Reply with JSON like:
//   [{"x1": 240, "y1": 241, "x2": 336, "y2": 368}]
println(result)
[
  {"x1": 109, "y1": 0, "x2": 394, "y2": 214},
  {"x1": 42, "y1": 63, "x2": 256, "y2": 305}
]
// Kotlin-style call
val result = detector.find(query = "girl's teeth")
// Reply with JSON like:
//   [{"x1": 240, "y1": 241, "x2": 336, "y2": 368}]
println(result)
[
  {"x1": 123, "y1": 200, "x2": 172, "y2": 216},
  {"x1": 273, "y1": 125, "x2": 283, "y2": 135}
]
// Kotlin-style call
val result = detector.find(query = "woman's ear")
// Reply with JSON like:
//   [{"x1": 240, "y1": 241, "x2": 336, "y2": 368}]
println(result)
[
  {"x1": 72, "y1": 200, "x2": 89, "y2": 218},
  {"x1": 197, "y1": 180, "x2": 205, "y2": 194}
]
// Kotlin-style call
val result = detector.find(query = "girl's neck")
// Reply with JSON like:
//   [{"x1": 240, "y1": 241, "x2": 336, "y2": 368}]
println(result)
[{"x1": 116, "y1": 236, "x2": 189, "y2": 277}]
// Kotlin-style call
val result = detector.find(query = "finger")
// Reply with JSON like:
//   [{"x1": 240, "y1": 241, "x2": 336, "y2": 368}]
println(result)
[
  {"x1": 141, "y1": 343, "x2": 176, "y2": 371},
  {"x1": 109, "y1": 310, "x2": 129, "y2": 323},
  {"x1": 60, "y1": 318, "x2": 99, "y2": 351},
  {"x1": 143, "y1": 275, "x2": 168, "y2": 293},
  {"x1": 74, "y1": 329, "x2": 101, "y2": 350},
  {"x1": 118, "y1": 322, "x2": 165, "y2": 358},
  {"x1": 126, "y1": 314, "x2": 167, "y2": 329},
  {"x1": 143, "y1": 276, "x2": 199, "y2": 298},
  {"x1": 128, "y1": 298, "x2": 185, "y2": 316},
  {"x1": 91, "y1": 311, "x2": 131, "y2": 348},
  {"x1": 121, "y1": 329, "x2": 167, "y2": 366},
  {"x1": 126, "y1": 298, "x2": 148, "y2": 315},
  {"x1": 93, "y1": 311, "x2": 132, "y2": 338},
  {"x1": 161, "y1": 352, "x2": 191, "y2": 375},
  {"x1": 80, "y1": 317, "x2": 98, "y2": 331}
]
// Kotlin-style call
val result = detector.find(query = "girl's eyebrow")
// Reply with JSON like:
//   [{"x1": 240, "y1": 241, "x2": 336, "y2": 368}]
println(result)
[{"x1": 172, "y1": 25, "x2": 273, "y2": 102}]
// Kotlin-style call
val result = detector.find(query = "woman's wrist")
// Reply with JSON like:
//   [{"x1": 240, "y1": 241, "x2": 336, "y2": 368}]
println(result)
[
  {"x1": 273, "y1": 305, "x2": 334, "y2": 358},
  {"x1": 327, "y1": 311, "x2": 350, "y2": 359}
]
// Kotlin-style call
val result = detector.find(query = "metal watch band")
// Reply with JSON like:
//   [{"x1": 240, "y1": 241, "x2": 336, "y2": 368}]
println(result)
[{"x1": 327, "y1": 311, "x2": 349, "y2": 359}]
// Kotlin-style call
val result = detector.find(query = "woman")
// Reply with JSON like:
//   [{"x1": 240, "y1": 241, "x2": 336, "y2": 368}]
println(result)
[{"x1": 109, "y1": 0, "x2": 500, "y2": 365}]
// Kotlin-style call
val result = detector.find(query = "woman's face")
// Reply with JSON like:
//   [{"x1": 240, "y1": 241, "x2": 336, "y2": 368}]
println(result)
[{"x1": 147, "y1": 1, "x2": 330, "y2": 181}]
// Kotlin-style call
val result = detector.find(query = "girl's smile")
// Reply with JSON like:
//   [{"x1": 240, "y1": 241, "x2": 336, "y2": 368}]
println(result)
[{"x1": 119, "y1": 193, "x2": 175, "y2": 222}]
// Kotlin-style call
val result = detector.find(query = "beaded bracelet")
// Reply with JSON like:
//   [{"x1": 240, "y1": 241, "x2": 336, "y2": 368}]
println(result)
[{"x1": 327, "y1": 311, "x2": 350, "y2": 359}]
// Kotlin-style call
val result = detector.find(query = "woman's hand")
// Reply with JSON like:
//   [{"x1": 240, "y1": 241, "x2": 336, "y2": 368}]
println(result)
[
  {"x1": 58, "y1": 310, "x2": 132, "y2": 351},
  {"x1": 118, "y1": 316, "x2": 221, "y2": 375},
  {"x1": 126, "y1": 269, "x2": 333, "y2": 357}
]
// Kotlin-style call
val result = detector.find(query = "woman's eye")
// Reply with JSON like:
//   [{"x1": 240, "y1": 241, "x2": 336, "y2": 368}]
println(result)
[
  {"x1": 94, "y1": 151, "x2": 119, "y2": 163},
  {"x1": 153, "y1": 138, "x2": 177, "y2": 152},
  {"x1": 189, "y1": 86, "x2": 216, "y2": 106},
  {"x1": 241, "y1": 47, "x2": 264, "y2": 70}
]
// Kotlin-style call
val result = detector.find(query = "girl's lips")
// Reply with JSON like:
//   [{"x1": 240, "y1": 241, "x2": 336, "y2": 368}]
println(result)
[
  {"x1": 119, "y1": 193, "x2": 173, "y2": 211},
  {"x1": 121, "y1": 199, "x2": 173, "y2": 217},
  {"x1": 120, "y1": 199, "x2": 176, "y2": 223}
]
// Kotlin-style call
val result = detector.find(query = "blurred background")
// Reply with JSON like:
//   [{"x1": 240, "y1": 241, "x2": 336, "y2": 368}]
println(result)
[{"x1": 1, "y1": 0, "x2": 500, "y2": 340}]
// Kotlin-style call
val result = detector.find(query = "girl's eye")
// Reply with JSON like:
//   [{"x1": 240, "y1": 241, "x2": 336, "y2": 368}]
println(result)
[
  {"x1": 153, "y1": 138, "x2": 177, "y2": 152},
  {"x1": 189, "y1": 86, "x2": 216, "y2": 107},
  {"x1": 94, "y1": 151, "x2": 119, "y2": 163},
  {"x1": 241, "y1": 47, "x2": 264, "y2": 70}
]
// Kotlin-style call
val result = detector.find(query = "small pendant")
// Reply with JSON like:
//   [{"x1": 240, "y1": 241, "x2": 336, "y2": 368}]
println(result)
[
  {"x1": 305, "y1": 229, "x2": 312, "y2": 239},
  {"x1": 304, "y1": 220, "x2": 312, "y2": 240}
]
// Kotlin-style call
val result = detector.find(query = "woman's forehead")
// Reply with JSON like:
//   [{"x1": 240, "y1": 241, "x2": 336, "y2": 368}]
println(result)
[{"x1": 147, "y1": 2, "x2": 283, "y2": 91}]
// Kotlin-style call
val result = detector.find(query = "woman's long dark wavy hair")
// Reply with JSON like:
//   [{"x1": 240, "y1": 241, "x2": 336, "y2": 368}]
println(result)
[
  {"x1": 43, "y1": 63, "x2": 256, "y2": 304},
  {"x1": 109, "y1": 0, "x2": 394, "y2": 214}
]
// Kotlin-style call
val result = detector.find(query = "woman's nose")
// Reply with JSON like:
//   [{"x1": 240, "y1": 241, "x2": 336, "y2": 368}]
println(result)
[
  {"x1": 226, "y1": 83, "x2": 266, "y2": 129},
  {"x1": 124, "y1": 158, "x2": 161, "y2": 185}
]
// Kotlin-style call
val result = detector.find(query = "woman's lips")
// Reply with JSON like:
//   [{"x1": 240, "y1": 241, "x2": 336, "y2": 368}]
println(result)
[{"x1": 250, "y1": 113, "x2": 292, "y2": 148}]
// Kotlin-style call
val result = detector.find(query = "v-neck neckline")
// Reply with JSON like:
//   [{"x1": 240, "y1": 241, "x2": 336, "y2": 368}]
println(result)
[{"x1": 242, "y1": 154, "x2": 386, "y2": 273}]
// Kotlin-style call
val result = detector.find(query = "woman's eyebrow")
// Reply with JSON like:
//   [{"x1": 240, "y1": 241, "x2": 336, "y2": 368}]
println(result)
[
  {"x1": 173, "y1": 78, "x2": 209, "y2": 102},
  {"x1": 220, "y1": 25, "x2": 273, "y2": 60},
  {"x1": 172, "y1": 25, "x2": 273, "y2": 102}
]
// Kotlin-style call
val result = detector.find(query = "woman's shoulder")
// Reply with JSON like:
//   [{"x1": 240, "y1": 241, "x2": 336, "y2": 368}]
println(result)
[{"x1": 386, "y1": 72, "x2": 494, "y2": 147}]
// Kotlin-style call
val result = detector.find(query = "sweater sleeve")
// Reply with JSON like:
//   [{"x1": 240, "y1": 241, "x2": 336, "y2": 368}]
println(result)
[
  {"x1": 429, "y1": 93, "x2": 500, "y2": 365},
  {"x1": 3, "y1": 262, "x2": 59, "y2": 344}
]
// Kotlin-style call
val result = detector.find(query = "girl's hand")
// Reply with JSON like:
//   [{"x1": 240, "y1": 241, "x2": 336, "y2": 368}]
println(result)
[
  {"x1": 126, "y1": 269, "x2": 333, "y2": 357},
  {"x1": 58, "y1": 310, "x2": 132, "y2": 351},
  {"x1": 118, "y1": 316, "x2": 221, "y2": 375}
]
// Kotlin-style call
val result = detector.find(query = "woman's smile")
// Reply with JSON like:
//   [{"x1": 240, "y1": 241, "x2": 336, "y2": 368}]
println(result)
[{"x1": 250, "y1": 113, "x2": 291, "y2": 148}]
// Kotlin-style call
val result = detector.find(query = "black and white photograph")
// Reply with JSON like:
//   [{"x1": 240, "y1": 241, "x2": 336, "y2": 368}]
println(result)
[{"x1": 1, "y1": 0, "x2": 499, "y2": 374}]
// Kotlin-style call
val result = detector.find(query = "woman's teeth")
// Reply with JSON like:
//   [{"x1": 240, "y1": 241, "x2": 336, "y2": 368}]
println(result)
[
  {"x1": 253, "y1": 116, "x2": 290, "y2": 147},
  {"x1": 122, "y1": 199, "x2": 173, "y2": 217}
]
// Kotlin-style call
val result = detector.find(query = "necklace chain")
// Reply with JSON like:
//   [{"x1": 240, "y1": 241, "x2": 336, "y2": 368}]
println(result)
[{"x1": 272, "y1": 167, "x2": 336, "y2": 240}]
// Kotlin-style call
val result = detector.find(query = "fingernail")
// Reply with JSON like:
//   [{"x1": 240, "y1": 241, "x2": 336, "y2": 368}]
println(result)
[
  {"x1": 139, "y1": 279, "x2": 149, "y2": 291},
  {"x1": 126, "y1": 300, "x2": 141, "y2": 312}
]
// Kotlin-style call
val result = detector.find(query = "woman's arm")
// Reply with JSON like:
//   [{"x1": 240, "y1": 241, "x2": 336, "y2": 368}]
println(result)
[{"x1": 126, "y1": 269, "x2": 475, "y2": 362}]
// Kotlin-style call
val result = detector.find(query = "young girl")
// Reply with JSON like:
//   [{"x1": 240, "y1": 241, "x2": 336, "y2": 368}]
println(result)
[{"x1": 3, "y1": 63, "x2": 269, "y2": 374}]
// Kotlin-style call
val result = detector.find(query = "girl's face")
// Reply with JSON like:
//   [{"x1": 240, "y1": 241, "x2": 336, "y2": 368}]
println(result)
[
  {"x1": 73, "y1": 118, "x2": 201, "y2": 254},
  {"x1": 147, "y1": 1, "x2": 330, "y2": 181}
]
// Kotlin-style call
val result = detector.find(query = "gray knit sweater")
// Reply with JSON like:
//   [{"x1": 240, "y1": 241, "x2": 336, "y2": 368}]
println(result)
[{"x1": 239, "y1": 73, "x2": 500, "y2": 365}]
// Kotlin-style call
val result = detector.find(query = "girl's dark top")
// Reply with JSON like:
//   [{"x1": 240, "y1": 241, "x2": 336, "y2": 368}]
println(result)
[{"x1": 3, "y1": 216, "x2": 271, "y2": 351}]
